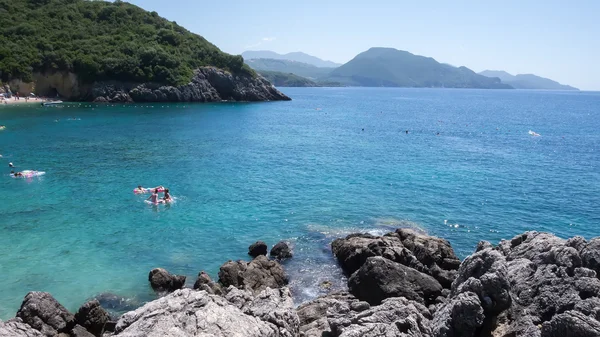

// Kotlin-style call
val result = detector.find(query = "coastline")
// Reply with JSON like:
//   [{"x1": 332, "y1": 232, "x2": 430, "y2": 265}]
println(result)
[{"x1": 1, "y1": 228, "x2": 599, "y2": 337}]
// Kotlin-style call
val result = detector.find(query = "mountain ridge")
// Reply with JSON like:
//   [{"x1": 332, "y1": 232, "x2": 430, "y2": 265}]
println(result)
[
  {"x1": 326, "y1": 47, "x2": 512, "y2": 89},
  {"x1": 242, "y1": 50, "x2": 341, "y2": 68},
  {"x1": 480, "y1": 70, "x2": 578, "y2": 90}
]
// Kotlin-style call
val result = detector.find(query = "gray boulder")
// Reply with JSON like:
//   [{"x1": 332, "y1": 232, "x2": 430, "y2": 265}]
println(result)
[
  {"x1": 69, "y1": 324, "x2": 95, "y2": 337},
  {"x1": 74, "y1": 300, "x2": 109, "y2": 337},
  {"x1": 270, "y1": 241, "x2": 293, "y2": 260},
  {"x1": 348, "y1": 256, "x2": 443, "y2": 305},
  {"x1": 329, "y1": 297, "x2": 433, "y2": 337},
  {"x1": 218, "y1": 255, "x2": 288, "y2": 294},
  {"x1": 296, "y1": 292, "x2": 360, "y2": 337},
  {"x1": 452, "y1": 248, "x2": 511, "y2": 314},
  {"x1": 148, "y1": 268, "x2": 186, "y2": 293},
  {"x1": 431, "y1": 292, "x2": 484, "y2": 337},
  {"x1": 541, "y1": 311, "x2": 600, "y2": 337},
  {"x1": 225, "y1": 287, "x2": 299, "y2": 337},
  {"x1": 581, "y1": 238, "x2": 600, "y2": 275},
  {"x1": 193, "y1": 271, "x2": 223, "y2": 295},
  {"x1": 331, "y1": 229, "x2": 460, "y2": 288},
  {"x1": 0, "y1": 318, "x2": 44, "y2": 337},
  {"x1": 114, "y1": 288, "x2": 296, "y2": 337},
  {"x1": 249, "y1": 241, "x2": 268, "y2": 258},
  {"x1": 16, "y1": 291, "x2": 76, "y2": 336}
]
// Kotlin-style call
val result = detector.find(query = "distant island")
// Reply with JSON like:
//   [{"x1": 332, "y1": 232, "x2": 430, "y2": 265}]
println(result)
[
  {"x1": 245, "y1": 58, "x2": 334, "y2": 80},
  {"x1": 0, "y1": 0, "x2": 289, "y2": 102},
  {"x1": 479, "y1": 70, "x2": 579, "y2": 90},
  {"x1": 242, "y1": 50, "x2": 342, "y2": 68}
]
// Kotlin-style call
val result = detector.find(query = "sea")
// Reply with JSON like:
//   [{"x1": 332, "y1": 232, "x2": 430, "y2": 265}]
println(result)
[{"x1": 0, "y1": 88, "x2": 599, "y2": 319}]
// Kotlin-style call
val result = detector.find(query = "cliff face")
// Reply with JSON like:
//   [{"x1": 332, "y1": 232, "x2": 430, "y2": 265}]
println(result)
[{"x1": 12, "y1": 67, "x2": 290, "y2": 103}]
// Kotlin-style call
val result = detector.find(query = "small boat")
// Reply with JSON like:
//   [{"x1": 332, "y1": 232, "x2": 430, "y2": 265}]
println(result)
[
  {"x1": 42, "y1": 101, "x2": 63, "y2": 106},
  {"x1": 528, "y1": 130, "x2": 541, "y2": 137}
]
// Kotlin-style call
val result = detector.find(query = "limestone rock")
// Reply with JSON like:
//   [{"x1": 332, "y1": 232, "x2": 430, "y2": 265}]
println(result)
[
  {"x1": 249, "y1": 241, "x2": 268, "y2": 258},
  {"x1": 348, "y1": 256, "x2": 443, "y2": 305},
  {"x1": 69, "y1": 324, "x2": 95, "y2": 337},
  {"x1": 16, "y1": 291, "x2": 76, "y2": 336},
  {"x1": 296, "y1": 292, "x2": 359, "y2": 337},
  {"x1": 114, "y1": 288, "x2": 295, "y2": 337},
  {"x1": 431, "y1": 292, "x2": 484, "y2": 337},
  {"x1": 148, "y1": 268, "x2": 186, "y2": 293},
  {"x1": 329, "y1": 297, "x2": 433, "y2": 337},
  {"x1": 74, "y1": 300, "x2": 109, "y2": 337},
  {"x1": 0, "y1": 318, "x2": 44, "y2": 337},
  {"x1": 218, "y1": 255, "x2": 287, "y2": 294},
  {"x1": 541, "y1": 311, "x2": 600, "y2": 337},
  {"x1": 270, "y1": 241, "x2": 293, "y2": 260}
]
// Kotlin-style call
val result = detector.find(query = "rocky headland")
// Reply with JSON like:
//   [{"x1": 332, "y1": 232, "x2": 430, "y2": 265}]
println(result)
[
  {"x1": 2, "y1": 67, "x2": 290, "y2": 103},
  {"x1": 2, "y1": 230, "x2": 600, "y2": 337}
]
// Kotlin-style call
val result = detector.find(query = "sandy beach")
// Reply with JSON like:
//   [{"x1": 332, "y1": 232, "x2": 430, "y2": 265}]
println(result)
[{"x1": 0, "y1": 97, "x2": 46, "y2": 106}]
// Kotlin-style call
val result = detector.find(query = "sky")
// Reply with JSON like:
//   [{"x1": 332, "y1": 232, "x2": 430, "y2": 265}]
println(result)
[{"x1": 123, "y1": 0, "x2": 600, "y2": 90}]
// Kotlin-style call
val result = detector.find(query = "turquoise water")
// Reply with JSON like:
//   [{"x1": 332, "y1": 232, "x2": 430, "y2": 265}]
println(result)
[{"x1": 1, "y1": 88, "x2": 599, "y2": 319}]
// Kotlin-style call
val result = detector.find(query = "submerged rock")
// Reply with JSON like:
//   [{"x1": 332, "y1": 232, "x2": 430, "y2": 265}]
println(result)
[
  {"x1": 74, "y1": 300, "x2": 110, "y2": 337},
  {"x1": 218, "y1": 255, "x2": 287, "y2": 294},
  {"x1": 271, "y1": 241, "x2": 293, "y2": 260},
  {"x1": 148, "y1": 267, "x2": 186, "y2": 293},
  {"x1": 16, "y1": 292, "x2": 76, "y2": 337},
  {"x1": 348, "y1": 256, "x2": 443, "y2": 305},
  {"x1": 0, "y1": 318, "x2": 44, "y2": 337},
  {"x1": 114, "y1": 288, "x2": 297, "y2": 337},
  {"x1": 248, "y1": 241, "x2": 268, "y2": 258}
]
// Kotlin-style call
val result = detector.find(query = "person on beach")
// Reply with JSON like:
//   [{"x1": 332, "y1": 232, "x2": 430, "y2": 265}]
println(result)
[
  {"x1": 163, "y1": 189, "x2": 172, "y2": 203},
  {"x1": 146, "y1": 189, "x2": 161, "y2": 204}
]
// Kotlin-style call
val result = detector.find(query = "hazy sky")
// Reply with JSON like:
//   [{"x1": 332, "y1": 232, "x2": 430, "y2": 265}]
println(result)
[{"x1": 124, "y1": 0, "x2": 599, "y2": 90}]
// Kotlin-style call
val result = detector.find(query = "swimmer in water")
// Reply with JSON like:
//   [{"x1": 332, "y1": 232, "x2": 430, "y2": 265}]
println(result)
[
  {"x1": 146, "y1": 189, "x2": 160, "y2": 204},
  {"x1": 163, "y1": 188, "x2": 172, "y2": 203},
  {"x1": 9, "y1": 162, "x2": 14, "y2": 168}
]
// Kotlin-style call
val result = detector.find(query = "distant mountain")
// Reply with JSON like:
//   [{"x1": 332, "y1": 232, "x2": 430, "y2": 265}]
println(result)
[
  {"x1": 245, "y1": 58, "x2": 334, "y2": 80},
  {"x1": 480, "y1": 70, "x2": 578, "y2": 90},
  {"x1": 327, "y1": 48, "x2": 512, "y2": 89},
  {"x1": 242, "y1": 50, "x2": 342, "y2": 68},
  {"x1": 257, "y1": 70, "x2": 318, "y2": 87}
]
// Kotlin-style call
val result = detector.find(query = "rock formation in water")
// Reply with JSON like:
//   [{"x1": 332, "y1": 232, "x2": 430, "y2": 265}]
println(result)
[{"x1": 3, "y1": 230, "x2": 600, "y2": 337}]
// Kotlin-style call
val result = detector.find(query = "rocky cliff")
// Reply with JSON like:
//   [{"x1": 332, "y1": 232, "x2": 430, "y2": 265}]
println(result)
[
  {"x1": 11, "y1": 67, "x2": 290, "y2": 103},
  {"x1": 2, "y1": 232, "x2": 600, "y2": 337}
]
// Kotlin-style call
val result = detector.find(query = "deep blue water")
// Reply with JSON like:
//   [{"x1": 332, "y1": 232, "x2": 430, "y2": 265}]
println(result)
[{"x1": 0, "y1": 88, "x2": 599, "y2": 319}]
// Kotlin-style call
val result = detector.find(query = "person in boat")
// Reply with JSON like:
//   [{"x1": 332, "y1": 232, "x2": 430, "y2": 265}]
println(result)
[
  {"x1": 146, "y1": 188, "x2": 161, "y2": 204},
  {"x1": 163, "y1": 189, "x2": 172, "y2": 203}
]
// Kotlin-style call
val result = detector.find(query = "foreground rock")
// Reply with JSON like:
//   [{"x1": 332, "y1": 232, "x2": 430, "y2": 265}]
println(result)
[
  {"x1": 16, "y1": 292, "x2": 75, "y2": 336},
  {"x1": 249, "y1": 241, "x2": 268, "y2": 258},
  {"x1": 332, "y1": 229, "x2": 460, "y2": 288},
  {"x1": 0, "y1": 318, "x2": 43, "y2": 337},
  {"x1": 114, "y1": 288, "x2": 299, "y2": 337},
  {"x1": 74, "y1": 300, "x2": 110, "y2": 336},
  {"x1": 348, "y1": 256, "x2": 443, "y2": 305},
  {"x1": 218, "y1": 255, "x2": 288, "y2": 294},
  {"x1": 271, "y1": 241, "x2": 293, "y2": 260},
  {"x1": 148, "y1": 268, "x2": 186, "y2": 293}
]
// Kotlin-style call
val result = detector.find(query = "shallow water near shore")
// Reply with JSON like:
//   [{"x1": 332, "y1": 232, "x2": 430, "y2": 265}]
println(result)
[{"x1": 0, "y1": 88, "x2": 599, "y2": 319}]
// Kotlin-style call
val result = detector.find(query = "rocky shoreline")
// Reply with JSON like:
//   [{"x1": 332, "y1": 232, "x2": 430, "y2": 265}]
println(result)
[
  {"x1": 1, "y1": 229, "x2": 600, "y2": 337},
  {"x1": 3, "y1": 67, "x2": 291, "y2": 103}
]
